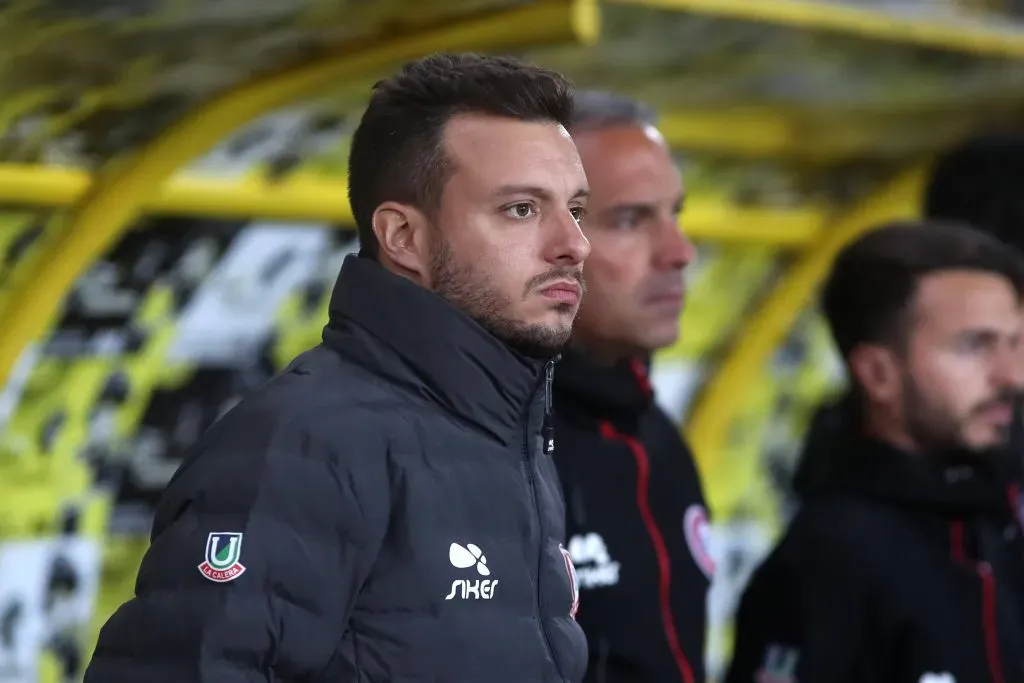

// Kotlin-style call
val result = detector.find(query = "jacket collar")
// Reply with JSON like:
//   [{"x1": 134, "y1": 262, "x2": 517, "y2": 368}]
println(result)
[
  {"x1": 553, "y1": 347, "x2": 653, "y2": 429},
  {"x1": 797, "y1": 396, "x2": 1017, "y2": 514},
  {"x1": 322, "y1": 254, "x2": 547, "y2": 442}
]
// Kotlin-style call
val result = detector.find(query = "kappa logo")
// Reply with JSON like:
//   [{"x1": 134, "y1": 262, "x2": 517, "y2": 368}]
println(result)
[
  {"x1": 683, "y1": 504, "x2": 716, "y2": 579},
  {"x1": 918, "y1": 674, "x2": 955, "y2": 683},
  {"x1": 198, "y1": 532, "x2": 246, "y2": 583},
  {"x1": 445, "y1": 542, "x2": 499, "y2": 601},
  {"x1": 567, "y1": 532, "x2": 620, "y2": 589}
]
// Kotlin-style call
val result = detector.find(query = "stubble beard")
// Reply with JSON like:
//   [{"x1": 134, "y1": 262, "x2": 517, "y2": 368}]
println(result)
[{"x1": 428, "y1": 234, "x2": 572, "y2": 358}]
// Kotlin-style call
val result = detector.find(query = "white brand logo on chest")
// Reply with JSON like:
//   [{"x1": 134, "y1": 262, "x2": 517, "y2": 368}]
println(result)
[
  {"x1": 567, "y1": 532, "x2": 621, "y2": 589},
  {"x1": 445, "y1": 542, "x2": 499, "y2": 600},
  {"x1": 918, "y1": 674, "x2": 955, "y2": 683}
]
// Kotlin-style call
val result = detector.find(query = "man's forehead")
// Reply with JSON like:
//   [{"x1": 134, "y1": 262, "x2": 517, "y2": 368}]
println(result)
[
  {"x1": 445, "y1": 113, "x2": 573, "y2": 158},
  {"x1": 573, "y1": 125, "x2": 682, "y2": 206},
  {"x1": 443, "y1": 114, "x2": 586, "y2": 193},
  {"x1": 914, "y1": 270, "x2": 1021, "y2": 330}
]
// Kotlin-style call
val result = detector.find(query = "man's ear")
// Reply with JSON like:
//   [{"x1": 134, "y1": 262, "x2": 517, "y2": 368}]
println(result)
[
  {"x1": 848, "y1": 343, "x2": 902, "y2": 403},
  {"x1": 372, "y1": 202, "x2": 431, "y2": 278}
]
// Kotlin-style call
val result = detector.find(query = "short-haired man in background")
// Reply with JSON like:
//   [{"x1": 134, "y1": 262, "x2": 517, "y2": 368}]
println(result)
[
  {"x1": 553, "y1": 91, "x2": 709, "y2": 683},
  {"x1": 727, "y1": 221, "x2": 1024, "y2": 683},
  {"x1": 793, "y1": 133, "x2": 1024, "y2": 505},
  {"x1": 85, "y1": 53, "x2": 591, "y2": 683}
]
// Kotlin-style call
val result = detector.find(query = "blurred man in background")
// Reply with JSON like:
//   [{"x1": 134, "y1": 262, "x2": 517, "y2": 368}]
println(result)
[
  {"x1": 792, "y1": 132, "x2": 1024, "y2": 509},
  {"x1": 85, "y1": 53, "x2": 591, "y2": 683},
  {"x1": 927, "y1": 131, "x2": 1024, "y2": 455},
  {"x1": 727, "y1": 221, "x2": 1024, "y2": 683},
  {"x1": 554, "y1": 91, "x2": 708, "y2": 683}
]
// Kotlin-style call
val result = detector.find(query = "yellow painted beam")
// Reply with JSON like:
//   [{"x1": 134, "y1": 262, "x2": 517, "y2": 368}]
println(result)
[
  {"x1": 0, "y1": 163, "x2": 824, "y2": 246},
  {"x1": 685, "y1": 163, "x2": 930, "y2": 517},
  {"x1": 0, "y1": 0, "x2": 600, "y2": 388},
  {"x1": 659, "y1": 107, "x2": 977, "y2": 162},
  {"x1": 0, "y1": 164, "x2": 357, "y2": 223},
  {"x1": 610, "y1": 0, "x2": 1024, "y2": 59},
  {"x1": 683, "y1": 200, "x2": 824, "y2": 246}
]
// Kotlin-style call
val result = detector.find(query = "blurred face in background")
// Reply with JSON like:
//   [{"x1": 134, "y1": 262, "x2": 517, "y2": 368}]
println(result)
[
  {"x1": 569, "y1": 123, "x2": 695, "y2": 362},
  {"x1": 855, "y1": 270, "x2": 1022, "y2": 453}
]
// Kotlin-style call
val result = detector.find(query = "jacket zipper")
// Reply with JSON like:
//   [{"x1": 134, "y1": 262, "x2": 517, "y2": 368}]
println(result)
[
  {"x1": 949, "y1": 520, "x2": 1008, "y2": 683},
  {"x1": 523, "y1": 359, "x2": 563, "y2": 680},
  {"x1": 978, "y1": 563, "x2": 1007, "y2": 683},
  {"x1": 599, "y1": 420, "x2": 695, "y2": 683}
]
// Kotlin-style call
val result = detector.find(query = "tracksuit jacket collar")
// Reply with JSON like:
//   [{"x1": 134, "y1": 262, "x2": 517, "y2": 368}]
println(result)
[
  {"x1": 553, "y1": 347, "x2": 653, "y2": 431},
  {"x1": 796, "y1": 397, "x2": 1017, "y2": 514},
  {"x1": 832, "y1": 438, "x2": 1013, "y2": 514},
  {"x1": 323, "y1": 254, "x2": 547, "y2": 444}
]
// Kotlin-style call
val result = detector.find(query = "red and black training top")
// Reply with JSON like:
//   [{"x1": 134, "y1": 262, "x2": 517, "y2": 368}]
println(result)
[
  {"x1": 727, "y1": 405, "x2": 1024, "y2": 683},
  {"x1": 552, "y1": 348, "x2": 712, "y2": 683}
]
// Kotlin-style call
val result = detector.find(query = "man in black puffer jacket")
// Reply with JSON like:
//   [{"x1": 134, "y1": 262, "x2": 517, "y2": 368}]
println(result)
[
  {"x1": 727, "y1": 221, "x2": 1024, "y2": 683},
  {"x1": 84, "y1": 54, "x2": 591, "y2": 683},
  {"x1": 553, "y1": 91, "x2": 710, "y2": 683}
]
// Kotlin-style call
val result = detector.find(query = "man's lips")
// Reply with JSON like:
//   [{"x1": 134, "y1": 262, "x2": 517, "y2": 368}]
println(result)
[
  {"x1": 646, "y1": 288, "x2": 685, "y2": 308},
  {"x1": 540, "y1": 280, "x2": 582, "y2": 305}
]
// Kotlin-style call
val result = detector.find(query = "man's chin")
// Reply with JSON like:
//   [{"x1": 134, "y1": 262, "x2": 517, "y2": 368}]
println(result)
[
  {"x1": 511, "y1": 328, "x2": 572, "y2": 359},
  {"x1": 479, "y1": 317, "x2": 570, "y2": 359},
  {"x1": 958, "y1": 431, "x2": 1012, "y2": 455},
  {"x1": 627, "y1": 324, "x2": 679, "y2": 356}
]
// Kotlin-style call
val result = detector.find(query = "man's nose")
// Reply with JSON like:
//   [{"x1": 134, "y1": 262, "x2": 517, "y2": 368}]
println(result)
[
  {"x1": 995, "y1": 348, "x2": 1024, "y2": 393},
  {"x1": 654, "y1": 216, "x2": 695, "y2": 270},
  {"x1": 1008, "y1": 355, "x2": 1024, "y2": 394},
  {"x1": 547, "y1": 210, "x2": 591, "y2": 266}
]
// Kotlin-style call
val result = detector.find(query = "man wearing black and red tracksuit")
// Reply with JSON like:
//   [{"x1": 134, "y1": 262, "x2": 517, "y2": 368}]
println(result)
[
  {"x1": 553, "y1": 91, "x2": 710, "y2": 683},
  {"x1": 727, "y1": 221, "x2": 1024, "y2": 683}
]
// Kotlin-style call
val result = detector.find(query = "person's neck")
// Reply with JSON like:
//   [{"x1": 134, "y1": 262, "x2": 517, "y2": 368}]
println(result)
[{"x1": 570, "y1": 336, "x2": 638, "y2": 366}]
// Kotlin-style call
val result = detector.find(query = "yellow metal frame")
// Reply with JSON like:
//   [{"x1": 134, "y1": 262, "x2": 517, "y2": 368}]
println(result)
[
  {"x1": 0, "y1": 0, "x2": 600, "y2": 388},
  {"x1": 685, "y1": 163, "x2": 930, "y2": 515},
  {"x1": 658, "y1": 107, "x2": 983, "y2": 162},
  {"x1": 0, "y1": 164, "x2": 363, "y2": 223},
  {"x1": 0, "y1": 163, "x2": 824, "y2": 246},
  {"x1": 609, "y1": 0, "x2": 1024, "y2": 58}
]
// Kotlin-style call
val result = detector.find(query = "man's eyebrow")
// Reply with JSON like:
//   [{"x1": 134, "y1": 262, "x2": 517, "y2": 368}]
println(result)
[
  {"x1": 600, "y1": 194, "x2": 685, "y2": 218},
  {"x1": 492, "y1": 185, "x2": 590, "y2": 201}
]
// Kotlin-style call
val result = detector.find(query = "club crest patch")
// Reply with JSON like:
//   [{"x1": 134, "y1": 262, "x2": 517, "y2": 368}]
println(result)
[
  {"x1": 683, "y1": 504, "x2": 716, "y2": 579},
  {"x1": 559, "y1": 543, "x2": 580, "y2": 619},
  {"x1": 198, "y1": 532, "x2": 247, "y2": 583}
]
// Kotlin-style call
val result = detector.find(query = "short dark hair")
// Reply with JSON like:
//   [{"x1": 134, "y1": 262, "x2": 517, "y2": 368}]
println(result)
[
  {"x1": 568, "y1": 90, "x2": 658, "y2": 131},
  {"x1": 347, "y1": 53, "x2": 575, "y2": 259},
  {"x1": 821, "y1": 219, "x2": 1024, "y2": 359}
]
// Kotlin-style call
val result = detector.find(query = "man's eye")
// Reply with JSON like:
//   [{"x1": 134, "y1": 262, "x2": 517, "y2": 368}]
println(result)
[
  {"x1": 504, "y1": 203, "x2": 536, "y2": 219},
  {"x1": 570, "y1": 207, "x2": 586, "y2": 223},
  {"x1": 612, "y1": 211, "x2": 642, "y2": 230}
]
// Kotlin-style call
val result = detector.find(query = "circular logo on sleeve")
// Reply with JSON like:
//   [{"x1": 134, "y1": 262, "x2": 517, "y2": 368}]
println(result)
[{"x1": 683, "y1": 505, "x2": 716, "y2": 579}]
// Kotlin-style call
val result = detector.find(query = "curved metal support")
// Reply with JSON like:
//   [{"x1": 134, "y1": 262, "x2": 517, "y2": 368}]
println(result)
[
  {"x1": 685, "y1": 164, "x2": 930, "y2": 515},
  {"x1": 0, "y1": 163, "x2": 824, "y2": 246},
  {"x1": 609, "y1": 0, "x2": 1024, "y2": 59},
  {"x1": 0, "y1": 0, "x2": 600, "y2": 388}
]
